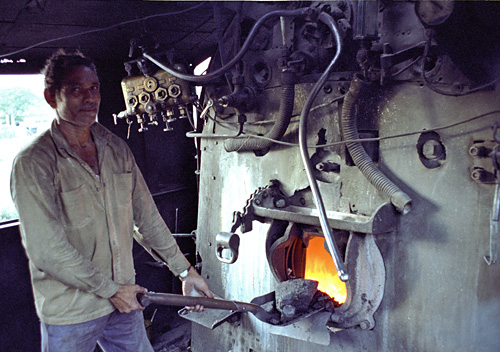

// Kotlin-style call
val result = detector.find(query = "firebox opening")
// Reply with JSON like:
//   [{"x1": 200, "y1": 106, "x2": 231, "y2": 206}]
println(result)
[
  {"x1": 269, "y1": 223, "x2": 347, "y2": 306},
  {"x1": 304, "y1": 236, "x2": 347, "y2": 305}
]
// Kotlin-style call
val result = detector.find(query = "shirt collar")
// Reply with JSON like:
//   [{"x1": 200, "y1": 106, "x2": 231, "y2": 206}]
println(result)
[{"x1": 49, "y1": 120, "x2": 111, "y2": 158}]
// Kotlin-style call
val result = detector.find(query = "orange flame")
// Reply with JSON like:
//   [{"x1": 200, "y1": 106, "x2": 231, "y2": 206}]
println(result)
[{"x1": 304, "y1": 236, "x2": 347, "y2": 304}]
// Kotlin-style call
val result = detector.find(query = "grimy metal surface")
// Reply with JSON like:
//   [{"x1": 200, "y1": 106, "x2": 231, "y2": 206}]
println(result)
[
  {"x1": 2, "y1": 1, "x2": 499, "y2": 351},
  {"x1": 192, "y1": 81, "x2": 500, "y2": 351}
]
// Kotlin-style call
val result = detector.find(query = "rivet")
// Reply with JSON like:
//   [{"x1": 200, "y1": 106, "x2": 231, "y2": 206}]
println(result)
[{"x1": 360, "y1": 320, "x2": 371, "y2": 330}]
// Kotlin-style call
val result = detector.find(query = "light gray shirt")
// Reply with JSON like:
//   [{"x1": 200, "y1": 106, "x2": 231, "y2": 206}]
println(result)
[{"x1": 11, "y1": 121, "x2": 190, "y2": 325}]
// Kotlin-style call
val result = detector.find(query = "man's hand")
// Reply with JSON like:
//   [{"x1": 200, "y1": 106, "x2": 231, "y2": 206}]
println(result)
[
  {"x1": 109, "y1": 284, "x2": 147, "y2": 313},
  {"x1": 181, "y1": 266, "x2": 214, "y2": 312}
]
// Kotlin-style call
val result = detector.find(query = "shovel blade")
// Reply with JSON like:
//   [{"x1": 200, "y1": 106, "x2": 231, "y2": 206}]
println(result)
[{"x1": 250, "y1": 290, "x2": 325, "y2": 326}]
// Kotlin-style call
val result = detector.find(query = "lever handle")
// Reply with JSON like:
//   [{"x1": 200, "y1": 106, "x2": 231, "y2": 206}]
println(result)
[
  {"x1": 215, "y1": 232, "x2": 240, "y2": 264},
  {"x1": 137, "y1": 292, "x2": 262, "y2": 314}
]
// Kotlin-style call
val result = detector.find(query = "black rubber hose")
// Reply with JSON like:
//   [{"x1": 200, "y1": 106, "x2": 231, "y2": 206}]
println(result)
[
  {"x1": 341, "y1": 74, "x2": 412, "y2": 214},
  {"x1": 224, "y1": 71, "x2": 295, "y2": 152}
]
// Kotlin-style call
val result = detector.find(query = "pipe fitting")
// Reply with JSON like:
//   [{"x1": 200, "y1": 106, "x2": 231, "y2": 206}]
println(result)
[{"x1": 224, "y1": 71, "x2": 296, "y2": 152}]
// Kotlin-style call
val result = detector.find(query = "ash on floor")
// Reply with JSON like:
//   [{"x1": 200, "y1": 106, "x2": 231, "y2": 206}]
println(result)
[
  {"x1": 152, "y1": 321, "x2": 191, "y2": 352},
  {"x1": 146, "y1": 306, "x2": 192, "y2": 352}
]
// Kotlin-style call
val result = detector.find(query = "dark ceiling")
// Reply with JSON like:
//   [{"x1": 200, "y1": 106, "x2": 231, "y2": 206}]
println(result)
[{"x1": 0, "y1": 0, "x2": 235, "y2": 74}]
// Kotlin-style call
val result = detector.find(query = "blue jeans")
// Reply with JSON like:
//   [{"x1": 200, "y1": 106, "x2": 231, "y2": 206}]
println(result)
[{"x1": 40, "y1": 310, "x2": 154, "y2": 352}]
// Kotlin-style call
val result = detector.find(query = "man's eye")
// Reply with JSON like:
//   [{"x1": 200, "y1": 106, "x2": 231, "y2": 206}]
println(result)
[{"x1": 71, "y1": 88, "x2": 81, "y2": 94}]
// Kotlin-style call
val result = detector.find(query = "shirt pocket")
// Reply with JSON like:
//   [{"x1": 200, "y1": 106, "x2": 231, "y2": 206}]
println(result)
[
  {"x1": 112, "y1": 173, "x2": 133, "y2": 208},
  {"x1": 60, "y1": 184, "x2": 94, "y2": 228}
]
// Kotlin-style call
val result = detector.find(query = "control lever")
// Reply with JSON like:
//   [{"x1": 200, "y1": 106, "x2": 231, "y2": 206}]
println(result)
[
  {"x1": 486, "y1": 124, "x2": 500, "y2": 265},
  {"x1": 486, "y1": 175, "x2": 499, "y2": 265}
]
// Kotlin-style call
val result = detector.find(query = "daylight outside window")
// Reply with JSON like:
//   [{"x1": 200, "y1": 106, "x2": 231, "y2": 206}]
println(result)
[{"x1": 0, "y1": 74, "x2": 54, "y2": 222}]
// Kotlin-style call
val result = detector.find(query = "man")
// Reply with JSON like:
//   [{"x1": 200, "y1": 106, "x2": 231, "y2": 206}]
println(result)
[{"x1": 10, "y1": 49, "x2": 213, "y2": 352}]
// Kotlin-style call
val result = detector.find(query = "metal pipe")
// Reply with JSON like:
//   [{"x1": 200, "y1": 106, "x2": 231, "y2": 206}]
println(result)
[
  {"x1": 298, "y1": 11, "x2": 349, "y2": 282},
  {"x1": 224, "y1": 71, "x2": 295, "y2": 152},
  {"x1": 143, "y1": 8, "x2": 310, "y2": 83},
  {"x1": 171, "y1": 233, "x2": 196, "y2": 238}
]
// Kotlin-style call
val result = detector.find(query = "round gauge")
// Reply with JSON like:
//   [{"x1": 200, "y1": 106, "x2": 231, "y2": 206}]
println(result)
[{"x1": 415, "y1": 0, "x2": 455, "y2": 26}]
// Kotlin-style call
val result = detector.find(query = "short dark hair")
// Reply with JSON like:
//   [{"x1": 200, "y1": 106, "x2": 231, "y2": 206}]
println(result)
[{"x1": 41, "y1": 49, "x2": 97, "y2": 94}]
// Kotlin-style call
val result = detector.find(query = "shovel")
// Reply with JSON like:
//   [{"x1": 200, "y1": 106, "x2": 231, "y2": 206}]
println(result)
[
  {"x1": 138, "y1": 279, "x2": 325, "y2": 326},
  {"x1": 137, "y1": 291, "x2": 281, "y2": 324}
]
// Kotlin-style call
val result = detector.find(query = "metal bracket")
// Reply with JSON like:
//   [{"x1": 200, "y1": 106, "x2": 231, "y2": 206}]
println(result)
[
  {"x1": 231, "y1": 180, "x2": 399, "y2": 235},
  {"x1": 327, "y1": 232, "x2": 385, "y2": 330},
  {"x1": 380, "y1": 41, "x2": 426, "y2": 85},
  {"x1": 468, "y1": 124, "x2": 500, "y2": 184}
]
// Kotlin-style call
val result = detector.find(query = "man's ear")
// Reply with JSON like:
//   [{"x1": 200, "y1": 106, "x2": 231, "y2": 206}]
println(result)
[{"x1": 44, "y1": 88, "x2": 57, "y2": 109}]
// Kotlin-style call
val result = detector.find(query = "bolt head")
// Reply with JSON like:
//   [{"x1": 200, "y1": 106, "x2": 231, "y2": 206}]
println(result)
[
  {"x1": 275, "y1": 199, "x2": 286, "y2": 208},
  {"x1": 469, "y1": 146, "x2": 480, "y2": 156},
  {"x1": 360, "y1": 320, "x2": 371, "y2": 330},
  {"x1": 471, "y1": 168, "x2": 486, "y2": 181}
]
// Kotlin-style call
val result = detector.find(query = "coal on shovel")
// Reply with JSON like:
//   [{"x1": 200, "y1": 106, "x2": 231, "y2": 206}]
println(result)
[{"x1": 138, "y1": 279, "x2": 330, "y2": 326}]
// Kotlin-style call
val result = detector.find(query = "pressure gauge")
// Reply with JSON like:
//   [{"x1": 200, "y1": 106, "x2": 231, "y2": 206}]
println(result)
[{"x1": 415, "y1": 0, "x2": 455, "y2": 26}]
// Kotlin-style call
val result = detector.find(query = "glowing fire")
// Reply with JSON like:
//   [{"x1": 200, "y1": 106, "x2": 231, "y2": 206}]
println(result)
[{"x1": 304, "y1": 236, "x2": 347, "y2": 304}]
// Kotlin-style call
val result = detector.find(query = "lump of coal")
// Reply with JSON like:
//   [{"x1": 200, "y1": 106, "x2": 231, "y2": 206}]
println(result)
[
  {"x1": 311, "y1": 290, "x2": 337, "y2": 312},
  {"x1": 275, "y1": 279, "x2": 318, "y2": 314},
  {"x1": 260, "y1": 300, "x2": 276, "y2": 314},
  {"x1": 281, "y1": 305, "x2": 296, "y2": 320}
]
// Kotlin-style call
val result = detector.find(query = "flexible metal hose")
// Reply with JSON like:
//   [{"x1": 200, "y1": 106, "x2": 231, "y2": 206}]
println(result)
[
  {"x1": 224, "y1": 71, "x2": 295, "y2": 152},
  {"x1": 341, "y1": 74, "x2": 412, "y2": 214}
]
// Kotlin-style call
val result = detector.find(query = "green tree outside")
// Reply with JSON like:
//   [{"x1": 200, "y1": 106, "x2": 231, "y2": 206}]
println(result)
[
  {"x1": 0, "y1": 77, "x2": 53, "y2": 222},
  {"x1": 0, "y1": 87, "x2": 43, "y2": 132}
]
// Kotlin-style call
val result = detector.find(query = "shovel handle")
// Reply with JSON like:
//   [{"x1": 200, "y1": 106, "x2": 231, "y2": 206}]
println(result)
[{"x1": 138, "y1": 292, "x2": 244, "y2": 311}]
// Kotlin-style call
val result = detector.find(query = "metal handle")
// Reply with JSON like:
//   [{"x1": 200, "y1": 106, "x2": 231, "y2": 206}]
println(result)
[
  {"x1": 486, "y1": 180, "x2": 499, "y2": 265},
  {"x1": 137, "y1": 292, "x2": 261, "y2": 313},
  {"x1": 216, "y1": 232, "x2": 240, "y2": 264}
]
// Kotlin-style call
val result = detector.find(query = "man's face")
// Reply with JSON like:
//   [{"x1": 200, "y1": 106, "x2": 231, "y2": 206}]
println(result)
[{"x1": 46, "y1": 65, "x2": 101, "y2": 128}]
